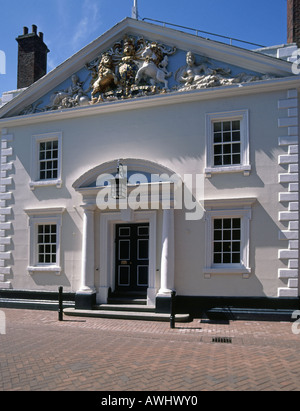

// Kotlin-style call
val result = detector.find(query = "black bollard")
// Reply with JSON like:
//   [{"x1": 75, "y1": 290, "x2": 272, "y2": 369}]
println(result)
[
  {"x1": 170, "y1": 290, "x2": 176, "y2": 329},
  {"x1": 58, "y1": 286, "x2": 63, "y2": 321}
]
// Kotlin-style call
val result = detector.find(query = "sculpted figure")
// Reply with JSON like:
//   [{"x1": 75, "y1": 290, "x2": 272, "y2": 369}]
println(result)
[
  {"x1": 175, "y1": 50, "x2": 272, "y2": 91},
  {"x1": 176, "y1": 51, "x2": 235, "y2": 90},
  {"x1": 135, "y1": 42, "x2": 173, "y2": 91},
  {"x1": 91, "y1": 53, "x2": 118, "y2": 103},
  {"x1": 176, "y1": 51, "x2": 205, "y2": 85},
  {"x1": 50, "y1": 74, "x2": 89, "y2": 109},
  {"x1": 118, "y1": 37, "x2": 139, "y2": 97}
]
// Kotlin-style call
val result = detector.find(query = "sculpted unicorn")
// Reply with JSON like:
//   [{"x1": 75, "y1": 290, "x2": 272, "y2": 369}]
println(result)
[{"x1": 135, "y1": 43, "x2": 174, "y2": 90}]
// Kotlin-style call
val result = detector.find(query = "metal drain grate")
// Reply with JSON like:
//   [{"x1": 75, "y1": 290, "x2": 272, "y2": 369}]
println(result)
[{"x1": 211, "y1": 337, "x2": 232, "y2": 344}]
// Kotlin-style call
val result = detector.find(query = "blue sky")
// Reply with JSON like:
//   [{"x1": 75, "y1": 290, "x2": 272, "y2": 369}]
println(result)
[{"x1": 0, "y1": 0, "x2": 288, "y2": 96}]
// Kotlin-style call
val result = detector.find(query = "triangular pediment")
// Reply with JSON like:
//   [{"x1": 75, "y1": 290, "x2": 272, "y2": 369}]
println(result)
[{"x1": 0, "y1": 17, "x2": 296, "y2": 119}]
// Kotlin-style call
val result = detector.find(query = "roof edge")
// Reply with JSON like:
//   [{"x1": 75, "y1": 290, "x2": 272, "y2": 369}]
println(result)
[{"x1": 0, "y1": 17, "x2": 296, "y2": 119}]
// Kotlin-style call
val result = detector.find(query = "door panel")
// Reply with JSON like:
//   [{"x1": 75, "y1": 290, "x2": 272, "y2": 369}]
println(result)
[{"x1": 115, "y1": 223, "x2": 149, "y2": 293}]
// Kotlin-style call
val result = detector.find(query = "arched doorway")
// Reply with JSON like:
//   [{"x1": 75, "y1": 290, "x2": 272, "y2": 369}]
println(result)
[{"x1": 73, "y1": 158, "x2": 177, "y2": 306}]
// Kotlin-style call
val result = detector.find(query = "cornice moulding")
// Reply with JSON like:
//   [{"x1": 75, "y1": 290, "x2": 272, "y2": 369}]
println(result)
[{"x1": 0, "y1": 76, "x2": 299, "y2": 129}]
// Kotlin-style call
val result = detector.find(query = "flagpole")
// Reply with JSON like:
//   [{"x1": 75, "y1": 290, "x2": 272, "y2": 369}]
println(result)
[{"x1": 132, "y1": 0, "x2": 138, "y2": 20}]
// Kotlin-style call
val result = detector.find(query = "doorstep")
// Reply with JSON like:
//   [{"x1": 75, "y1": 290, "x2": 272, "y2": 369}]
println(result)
[{"x1": 63, "y1": 307, "x2": 191, "y2": 322}]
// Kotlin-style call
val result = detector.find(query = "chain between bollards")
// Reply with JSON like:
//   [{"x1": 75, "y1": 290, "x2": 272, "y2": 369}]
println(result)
[
  {"x1": 58, "y1": 286, "x2": 63, "y2": 321},
  {"x1": 170, "y1": 290, "x2": 176, "y2": 329}
]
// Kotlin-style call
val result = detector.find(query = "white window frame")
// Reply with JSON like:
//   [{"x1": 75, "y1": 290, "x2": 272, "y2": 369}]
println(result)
[
  {"x1": 25, "y1": 208, "x2": 65, "y2": 275},
  {"x1": 205, "y1": 110, "x2": 250, "y2": 177},
  {"x1": 30, "y1": 132, "x2": 62, "y2": 190},
  {"x1": 203, "y1": 198, "x2": 255, "y2": 278}
]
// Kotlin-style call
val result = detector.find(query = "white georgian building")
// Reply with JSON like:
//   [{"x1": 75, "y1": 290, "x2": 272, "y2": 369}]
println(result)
[{"x1": 0, "y1": 17, "x2": 299, "y2": 317}]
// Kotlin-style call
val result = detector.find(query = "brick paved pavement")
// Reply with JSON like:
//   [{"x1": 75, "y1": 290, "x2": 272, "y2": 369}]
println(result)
[{"x1": 0, "y1": 308, "x2": 299, "y2": 392}]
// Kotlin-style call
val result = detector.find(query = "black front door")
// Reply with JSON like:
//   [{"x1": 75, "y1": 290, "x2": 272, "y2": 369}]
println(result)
[{"x1": 115, "y1": 223, "x2": 149, "y2": 294}]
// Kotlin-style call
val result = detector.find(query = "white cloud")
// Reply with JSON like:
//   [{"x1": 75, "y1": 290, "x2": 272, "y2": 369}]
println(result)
[
  {"x1": 71, "y1": 0, "x2": 102, "y2": 51},
  {"x1": 46, "y1": 0, "x2": 103, "y2": 71}
]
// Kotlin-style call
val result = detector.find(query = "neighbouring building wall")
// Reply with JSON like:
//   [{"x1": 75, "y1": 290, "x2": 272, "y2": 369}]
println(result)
[{"x1": 288, "y1": 0, "x2": 300, "y2": 47}]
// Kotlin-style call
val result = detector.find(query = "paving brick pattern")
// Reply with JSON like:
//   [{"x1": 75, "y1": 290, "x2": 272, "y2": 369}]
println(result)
[{"x1": 0, "y1": 308, "x2": 300, "y2": 391}]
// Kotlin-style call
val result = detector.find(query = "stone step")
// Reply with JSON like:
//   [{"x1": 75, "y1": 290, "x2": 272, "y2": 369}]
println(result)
[
  {"x1": 0, "y1": 298, "x2": 75, "y2": 311},
  {"x1": 107, "y1": 298, "x2": 147, "y2": 305},
  {"x1": 63, "y1": 307, "x2": 191, "y2": 322},
  {"x1": 93, "y1": 304, "x2": 155, "y2": 312}
]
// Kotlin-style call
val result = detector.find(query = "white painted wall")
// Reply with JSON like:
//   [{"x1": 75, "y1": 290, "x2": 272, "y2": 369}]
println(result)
[{"x1": 3, "y1": 87, "x2": 298, "y2": 298}]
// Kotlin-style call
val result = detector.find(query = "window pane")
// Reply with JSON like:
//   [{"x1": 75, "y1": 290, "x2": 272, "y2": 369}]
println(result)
[
  {"x1": 223, "y1": 144, "x2": 231, "y2": 154},
  {"x1": 223, "y1": 253, "x2": 231, "y2": 263},
  {"x1": 232, "y1": 242, "x2": 240, "y2": 252},
  {"x1": 214, "y1": 242, "x2": 222, "y2": 252},
  {"x1": 232, "y1": 253, "x2": 241, "y2": 263},
  {"x1": 223, "y1": 155, "x2": 231, "y2": 165},
  {"x1": 223, "y1": 230, "x2": 231, "y2": 240},
  {"x1": 211, "y1": 119, "x2": 243, "y2": 167},
  {"x1": 223, "y1": 132, "x2": 231, "y2": 142},
  {"x1": 232, "y1": 230, "x2": 241, "y2": 240},
  {"x1": 214, "y1": 230, "x2": 222, "y2": 241},
  {"x1": 233, "y1": 219, "x2": 241, "y2": 228},
  {"x1": 214, "y1": 220, "x2": 221, "y2": 230},
  {"x1": 232, "y1": 143, "x2": 240, "y2": 154},
  {"x1": 213, "y1": 218, "x2": 242, "y2": 265},
  {"x1": 214, "y1": 133, "x2": 222, "y2": 143},
  {"x1": 39, "y1": 139, "x2": 59, "y2": 181},
  {"x1": 214, "y1": 253, "x2": 222, "y2": 264},
  {"x1": 223, "y1": 219, "x2": 232, "y2": 229},
  {"x1": 232, "y1": 154, "x2": 241, "y2": 164},
  {"x1": 37, "y1": 224, "x2": 57, "y2": 265},
  {"x1": 232, "y1": 120, "x2": 240, "y2": 130},
  {"x1": 232, "y1": 131, "x2": 240, "y2": 141},
  {"x1": 214, "y1": 145, "x2": 222, "y2": 155},
  {"x1": 223, "y1": 121, "x2": 231, "y2": 131},
  {"x1": 214, "y1": 122, "x2": 222, "y2": 132},
  {"x1": 214, "y1": 156, "x2": 222, "y2": 166},
  {"x1": 223, "y1": 242, "x2": 231, "y2": 252}
]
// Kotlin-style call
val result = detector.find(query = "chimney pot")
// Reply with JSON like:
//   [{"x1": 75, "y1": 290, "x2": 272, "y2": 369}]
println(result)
[
  {"x1": 16, "y1": 25, "x2": 49, "y2": 89},
  {"x1": 287, "y1": 0, "x2": 300, "y2": 47}
]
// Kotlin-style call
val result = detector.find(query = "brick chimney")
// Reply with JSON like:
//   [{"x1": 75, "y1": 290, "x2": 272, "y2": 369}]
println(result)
[
  {"x1": 16, "y1": 25, "x2": 50, "y2": 89},
  {"x1": 288, "y1": 0, "x2": 300, "y2": 47}
]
